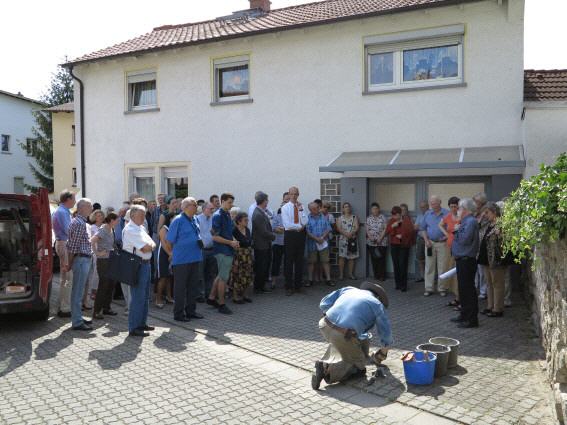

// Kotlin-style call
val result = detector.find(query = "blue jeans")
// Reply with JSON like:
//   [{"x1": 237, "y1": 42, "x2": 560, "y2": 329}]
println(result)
[
  {"x1": 71, "y1": 256, "x2": 93, "y2": 327},
  {"x1": 128, "y1": 262, "x2": 151, "y2": 332}
]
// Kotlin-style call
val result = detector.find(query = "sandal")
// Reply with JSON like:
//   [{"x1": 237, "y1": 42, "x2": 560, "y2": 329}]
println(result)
[
  {"x1": 480, "y1": 308, "x2": 492, "y2": 315},
  {"x1": 447, "y1": 300, "x2": 460, "y2": 307}
]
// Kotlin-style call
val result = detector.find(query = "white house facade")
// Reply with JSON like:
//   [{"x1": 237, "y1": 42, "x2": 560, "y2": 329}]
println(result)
[
  {"x1": 65, "y1": 0, "x2": 566, "y2": 275},
  {"x1": 0, "y1": 90, "x2": 43, "y2": 194}
]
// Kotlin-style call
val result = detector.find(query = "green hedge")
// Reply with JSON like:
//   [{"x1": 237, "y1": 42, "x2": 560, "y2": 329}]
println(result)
[{"x1": 501, "y1": 152, "x2": 567, "y2": 262}]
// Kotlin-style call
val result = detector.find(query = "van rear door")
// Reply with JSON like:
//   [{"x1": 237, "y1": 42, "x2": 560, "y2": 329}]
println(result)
[{"x1": 30, "y1": 188, "x2": 53, "y2": 303}]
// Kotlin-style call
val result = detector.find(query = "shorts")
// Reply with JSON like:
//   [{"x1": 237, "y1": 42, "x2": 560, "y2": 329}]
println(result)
[
  {"x1": 215, "y1": 253, "x2": 234, "y2": 282},
  {"x1": 416, "y1": 237, "x2": 425, "y2": 261},
  {"x1": 308, "y1": 248, "x2": 330, "y2": 264}
]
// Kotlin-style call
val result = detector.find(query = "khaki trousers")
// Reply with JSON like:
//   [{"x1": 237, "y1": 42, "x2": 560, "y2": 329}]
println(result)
[
  {"x1": 445, "y1": 255, "x2": 459, "y2": 299},
  {"x1": 318, "y1": 318, "x2": 369, "y2": 384},
  {"x1": 55, "y1": 241, "x2": 72, "y2": 313},
  {"x1": 424, "y1": 241, "x2": 450, "y2": 293},
  {"x1": 485, "y1": 266, "x2": 507, "y2": 313}
]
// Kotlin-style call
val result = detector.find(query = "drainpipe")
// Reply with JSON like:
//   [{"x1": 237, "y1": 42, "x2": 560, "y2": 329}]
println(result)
[{"x1": 68, "y1": 66, "x2": 86, "y2": 197}]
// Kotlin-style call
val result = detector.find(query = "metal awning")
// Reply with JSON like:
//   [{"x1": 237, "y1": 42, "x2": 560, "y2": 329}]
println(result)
[{"x1": 319, "y1": 145, "x2": 525, "y2": 177}]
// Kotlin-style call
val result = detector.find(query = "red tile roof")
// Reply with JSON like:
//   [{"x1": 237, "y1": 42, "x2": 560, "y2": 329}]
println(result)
[
  {"x1": 524, "y1": 69, "x2": 567, "y2": 102},
  {"x1": 66, "y1": 0, "x2": 475, "y2": 66}
]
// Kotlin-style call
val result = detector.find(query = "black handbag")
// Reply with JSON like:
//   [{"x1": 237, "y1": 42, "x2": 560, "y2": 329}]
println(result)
[
  {"x1": 347, "y1": 238, "x2": 358, "y2": 254},
  {"x1": 107, "y1": 248, "x2": 142, "y2": 286}
]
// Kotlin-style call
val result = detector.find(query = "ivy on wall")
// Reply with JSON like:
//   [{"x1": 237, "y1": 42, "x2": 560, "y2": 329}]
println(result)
[{"x1": 501, "y1": 152, "x2": 567, "y2": 262}]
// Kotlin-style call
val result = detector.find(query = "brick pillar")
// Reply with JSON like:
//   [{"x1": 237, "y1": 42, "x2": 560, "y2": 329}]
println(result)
[{"x1": 320, "y1": 179, "x2": 341, "y2": 276}]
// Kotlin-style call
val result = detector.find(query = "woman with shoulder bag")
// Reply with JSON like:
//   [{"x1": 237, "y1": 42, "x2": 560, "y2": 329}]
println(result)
[
  {"x1": 366, "y1": 202, "x2": 388, "y2": 281},
  {"x1": 91, "y1": 212, "x2": 120, "y2": 319},
  {"x1": 484, "y1": 202, "x2": 508, "y2": 318},
  {"x1": 337, "y1": 202, "x2": 359, "y2": 280}
]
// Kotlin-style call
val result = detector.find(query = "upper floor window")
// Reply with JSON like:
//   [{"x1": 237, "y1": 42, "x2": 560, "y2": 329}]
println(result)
[
  {"x1": 25, "y1": 138, "x2": 36, "y2": 156},
  {"x1": 71, "y1": 125, "x2": 76, "y2": 146},
  {"x1": 72, "y1": 168, "x2": 77, "y2": 187},
  {"x1": 213, "y1": 55, "x2": 251, "y2": 104},
  {"x1": 127, "y1": 70, "x2": 157, "y2": 111},
  {"x1": 1, "y1": 135, "x2": 10, "y2": 153},
  {"x1": 365, "y1": 25, "x2": 464, "y2": 93}
]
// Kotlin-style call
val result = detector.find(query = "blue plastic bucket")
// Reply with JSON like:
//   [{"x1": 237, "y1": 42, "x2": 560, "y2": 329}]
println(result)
[{"x1": 403, "y1": 351, "x2": 437, "y2": 385}]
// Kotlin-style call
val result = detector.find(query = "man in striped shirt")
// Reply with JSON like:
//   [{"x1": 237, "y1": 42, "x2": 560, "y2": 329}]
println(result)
[{"x1": 67, "y1": 198, "x2": 94, "y2": 331}]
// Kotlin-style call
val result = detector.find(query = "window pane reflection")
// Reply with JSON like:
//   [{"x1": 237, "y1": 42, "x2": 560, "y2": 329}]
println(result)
[
  {"x1": 403, "y1": 45, "x2": 458, "y2": 81},
  {"x1": 219, "y1": 65, "x2": 249, "y2": 97},
  {"x1": 167, "y1": 177, "x2": 188, "y2": 199},
  {"x1": 370, "y1": 52, "x2": 394, "y2": 85}
]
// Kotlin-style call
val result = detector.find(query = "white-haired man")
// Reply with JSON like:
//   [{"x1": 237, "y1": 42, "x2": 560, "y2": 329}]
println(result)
[
  {"x1": 123, "y1": 204, "x2": 156, "y2": 336},
  {"x1": 67, "y1": 198, "x2": 94, "y2": 331},
  {"x1": 420, "y1": 195, "x2": 449, "y2": 296},
  {"x1": 167, "y1": 197, "x2": 204, "y2": 322},
  {"x1": 451, "y1": 198, "x2": 480, "y2": 328}
]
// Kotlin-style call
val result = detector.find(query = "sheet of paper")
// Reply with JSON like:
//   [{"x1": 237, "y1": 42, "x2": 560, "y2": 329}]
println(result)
[{"x1": 316, "y1": 240, "x2": 328, "y2": 251}]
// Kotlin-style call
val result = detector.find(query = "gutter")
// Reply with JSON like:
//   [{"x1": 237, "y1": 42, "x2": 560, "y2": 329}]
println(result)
[{"x1": 68, "y1": 66, "x2": 86, "y2": 197}]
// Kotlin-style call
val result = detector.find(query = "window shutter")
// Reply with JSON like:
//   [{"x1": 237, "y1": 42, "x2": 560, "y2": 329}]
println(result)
[
  {"x1": 127, "y1": 72, "x2": 157, "y2": 84},
  {"x1": 367, "y1": 35, "x2": 463, "y2": 55}
]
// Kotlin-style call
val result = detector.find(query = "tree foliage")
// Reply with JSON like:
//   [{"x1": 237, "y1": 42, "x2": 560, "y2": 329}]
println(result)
[
  {"x1": 501, "y1": 153, "x2": 567, "y2": 262},
  {"x1": 20, "y1": 66, "x2": 73, "y2": 193}
]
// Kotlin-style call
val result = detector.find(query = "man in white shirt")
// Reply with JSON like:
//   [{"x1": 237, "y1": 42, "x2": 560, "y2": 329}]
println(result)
[
  {"x1": 122, "y1": 205, "x2": 156, "y2": 337},
  {"x1": 281, "y1": 186, "x2": 308, "y2": 296}
]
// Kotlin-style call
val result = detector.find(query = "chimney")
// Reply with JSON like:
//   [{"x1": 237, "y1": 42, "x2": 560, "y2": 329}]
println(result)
[{"x1": 249, "y1": 0, "x2": 271, "y2": 12}]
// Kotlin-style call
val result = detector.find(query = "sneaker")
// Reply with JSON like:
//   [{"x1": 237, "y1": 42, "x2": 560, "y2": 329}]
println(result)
[
  {"x1": 218, "y1": 304, "x2": 232, "y2": 315},
  {"x1": 311, "y1": 361, "x2": 325, "y2": 390},
  {"x1": 439, "y1": 291, "x2": 447, "y2": 297},
  {"x1": 478, "y1": 294, "x2": 487, "y2": 300},
  {"x1": 423, "y1": 292, "x2": 431, "y2": 297}
]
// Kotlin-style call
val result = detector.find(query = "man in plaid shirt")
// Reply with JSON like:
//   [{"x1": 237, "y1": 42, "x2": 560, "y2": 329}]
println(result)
[{"x1": 66, "y1": 198, "x2": 94, "y2": 331}]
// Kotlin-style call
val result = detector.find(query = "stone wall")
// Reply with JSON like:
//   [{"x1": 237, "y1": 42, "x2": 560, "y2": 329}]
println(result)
[{"x1": 527, "y1": 238, "x2": 567, "y2": 423}]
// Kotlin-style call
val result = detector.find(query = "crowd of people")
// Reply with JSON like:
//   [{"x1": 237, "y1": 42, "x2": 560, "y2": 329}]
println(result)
[{"x1": 51, "y1": 183, "x2": 511, "y2": 336}]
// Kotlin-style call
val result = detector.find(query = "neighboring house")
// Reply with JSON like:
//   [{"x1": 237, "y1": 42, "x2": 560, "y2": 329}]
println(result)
[
  {"x1": 64, "y1": 0, "x2": 566, "y2": 276},
  {"x1": 0, "y1": 90, "x2": 44, "y2": 194},
  {"x1": 523, "y1": 70, "x2": 567, "y2": 177},
  {"x1": 45, "y1": 102, "x2": 77, "y2": 196}
]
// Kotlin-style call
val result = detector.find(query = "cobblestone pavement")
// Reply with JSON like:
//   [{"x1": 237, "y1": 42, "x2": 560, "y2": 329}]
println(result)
[
  {"x1": 0, "y1": 278, "x2": 454, "y2": 425},
  {"x1": 0, "y1": 276, "x2": 556, "y2": 424},
  {"x1": 145, "y1": 278, "x2": 556, "y2": 425}
]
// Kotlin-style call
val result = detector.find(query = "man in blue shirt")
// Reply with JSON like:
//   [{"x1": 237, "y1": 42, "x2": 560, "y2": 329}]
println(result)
[
  {"x1": 312, "y1": 282, "x2": 392, "y2": 390},
  {"x1": 51, "y1": 189, "x2": 75, "y2": 318},
  {"x1": 167, "y1": 197, "x2": 204, "y2": 322},
  {"x1": 420, "y1": 195, "x2": 449, "y2": 296},
  {"x1": 451, "y1": 198, "x2": 480, "y2": 328},
  {"x1": 209, "y1": 193, "x2": 239, "y2": 315},
  {"x1": 196, "y1": 202, "x2": 217, "y2": 302}
]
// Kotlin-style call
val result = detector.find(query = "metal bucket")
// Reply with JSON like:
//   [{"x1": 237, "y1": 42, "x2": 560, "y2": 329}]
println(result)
[
  {"x1": 416, "y1": 343, "x2": 450, "y2": 377},
  {"x1": 429, "y1": 337, "x2": 460, "y2": 368}
]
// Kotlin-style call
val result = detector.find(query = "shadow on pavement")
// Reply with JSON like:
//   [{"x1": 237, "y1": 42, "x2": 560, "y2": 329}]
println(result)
[
  {"x1": 0, "y1": 314, "x2": 73, "y2": 377},
  {"x1": 87, "y1": 334, "x2": 143, "y2": 370},
  {"x1": 154, "y1": 329, "x2": 196, "y2": 352},
  {"x1": 34, "y1": 327, "x2": 96, "y2": 361}
]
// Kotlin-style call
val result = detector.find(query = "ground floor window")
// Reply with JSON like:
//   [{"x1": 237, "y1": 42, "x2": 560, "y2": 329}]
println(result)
[
  {"x1": 13, "y1": 177, "x2": 24, "y2": 194},
  {"x1": 126, "y1": 162, "x2": 190, "y2": 202}
]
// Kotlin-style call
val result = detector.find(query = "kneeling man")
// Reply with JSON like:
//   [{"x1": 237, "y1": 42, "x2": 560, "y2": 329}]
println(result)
[{"x1": 312, "y1": 281, "x2": 392, "y2": 390}]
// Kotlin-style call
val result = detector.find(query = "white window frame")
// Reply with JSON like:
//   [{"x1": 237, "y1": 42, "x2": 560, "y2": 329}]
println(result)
[
  {"x1": 125, "y1": 162, "x2": 190, "y2": 201},
  {"x1": 126, "y1": 69, "x2": 158, "y2": 111},
  {"x1": 364, "y1": 25, "x2": 465, "y2": 93},
  {"x1": 1, "y1": 134, "x2": 10, "y2": 153},
  {"x1": 213, "y1": 55, "x2": 251, "y2": 103}
]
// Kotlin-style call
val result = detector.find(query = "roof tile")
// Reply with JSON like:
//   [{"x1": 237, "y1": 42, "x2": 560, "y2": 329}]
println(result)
[
  {"x1": 524, "y1": 70, "x2": 567, "y2": 102},
  {"x1": 67, "y1": 0, "x2": 472, "y2": 65}
]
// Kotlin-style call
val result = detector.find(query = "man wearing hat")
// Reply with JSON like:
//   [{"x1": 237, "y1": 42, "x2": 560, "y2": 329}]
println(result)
[{"x1": 312, "y1": 281, "x2": 393, "y2": 390}]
